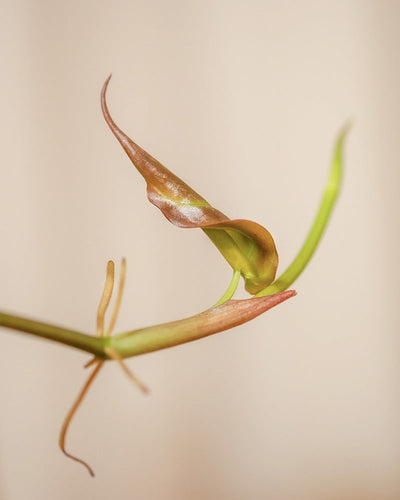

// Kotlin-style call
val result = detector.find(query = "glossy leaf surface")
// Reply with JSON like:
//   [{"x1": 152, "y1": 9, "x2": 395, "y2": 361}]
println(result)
[{"x1": 101, "y1": 76, "x2": 278, "y2": 294}]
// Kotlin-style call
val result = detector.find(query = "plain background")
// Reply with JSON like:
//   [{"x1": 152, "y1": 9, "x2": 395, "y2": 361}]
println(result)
[{"x1": 0, "y1": 1, "x2": 399, "y2": 499}]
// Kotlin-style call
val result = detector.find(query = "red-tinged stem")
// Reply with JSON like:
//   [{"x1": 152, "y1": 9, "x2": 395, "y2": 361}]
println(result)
[
  {"x1": 0, "y1": 291, "x2": 294, "y2": 359},
  {"x1": 109, "y1": 290, "x2": 296, "y2": 358}
]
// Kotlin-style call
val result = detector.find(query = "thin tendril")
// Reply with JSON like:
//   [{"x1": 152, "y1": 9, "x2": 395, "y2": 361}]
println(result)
[
  {"x1": 60, "y1": 258, "x2": 147, "y2": 476},
  {"x1": 83, "y1": 357, "x2": 97, "y2": 369},
  {"x1": 105, "y1": 258, "x2": 126, "y2": 336},
  {"x1": 104, "y1": 346, "x2": 148, "y2": 394},
  {"x1": 59, "y1": 360, "x2": 104, "y2": 477},
  {"x1": 96, "y1": 261, "x2": 115, "y2": 337}
]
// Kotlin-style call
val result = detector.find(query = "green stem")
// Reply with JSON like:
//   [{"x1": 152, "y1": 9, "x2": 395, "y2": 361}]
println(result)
[
  {"x1": 213, "y1": 269, "x2": 241, "y2": 306},
  {"x1": 256, "y1": 124, "x2": 350, "y2": 297},
  {"x1": 0, "y1": 312, "x2": 109, "y2": 358},
  {"x1": 0, "y1": 127, "x2": 349, "y2": 357},
  {"x1": 0, "y1": 289, "x2": 293, "y2": 360}
]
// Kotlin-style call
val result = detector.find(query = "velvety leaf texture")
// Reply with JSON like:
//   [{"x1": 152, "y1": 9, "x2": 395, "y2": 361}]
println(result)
[{"x1": 101, "y1": 76, "x2": 278, "y2": 294}]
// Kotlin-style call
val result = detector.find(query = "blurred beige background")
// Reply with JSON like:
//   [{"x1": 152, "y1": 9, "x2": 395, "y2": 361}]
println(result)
[{"x1": 1, "y1": 1, "x2": 399, "y2": 499}]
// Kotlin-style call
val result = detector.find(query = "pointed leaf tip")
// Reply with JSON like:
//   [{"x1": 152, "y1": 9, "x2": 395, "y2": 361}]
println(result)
[
  {"x1": 212, "y1": 289, "x2": 297, "y2": 330},
  {"x1": 101, "y1": 77, "x2": 279, "y2": 294},
  {"x1": 187, "y1": 289, "x2": 297, "y2": 339}
]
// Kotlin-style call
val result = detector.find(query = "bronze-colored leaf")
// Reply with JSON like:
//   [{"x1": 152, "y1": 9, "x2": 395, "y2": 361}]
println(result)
[{"x1": 101, "y1": 76, "x2": 278, "y2": 294}]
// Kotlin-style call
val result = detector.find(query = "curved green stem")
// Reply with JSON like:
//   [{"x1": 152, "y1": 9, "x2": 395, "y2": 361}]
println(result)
[
  {"x1": 213, "y1": 269, "x2": 241, "y2": 306},
  {"x1": 0, "y1": 127, "x2": 349, "y2": 357},
  {"x1": 256, "y1": 124, "x2": 350, "y2": 297}
]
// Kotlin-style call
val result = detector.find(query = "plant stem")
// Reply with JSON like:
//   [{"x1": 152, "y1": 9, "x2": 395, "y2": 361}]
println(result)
[
  {"x1": 0, "y1": 127, "x2": 348, "y2": 356},
  {"x1": 256, "y1": 124, "x2": 349, "y2": 297},
  {"x1": 213, "y1": 269, "x2": 241, "y2": 306},
  {"x1": 0, "y1": 312, "x2": 108, "y2": 358},
  {"x1": 0, "y1": 291, "x2": 295, "y2": 359},
  {"x1": 109, "y1": 290, "x2": 295, "y2": 358}
]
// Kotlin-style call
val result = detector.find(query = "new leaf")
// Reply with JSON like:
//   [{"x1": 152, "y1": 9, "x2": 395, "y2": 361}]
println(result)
[{"x1": 101, "y1": 76, "x2": 278, "y2": 294}]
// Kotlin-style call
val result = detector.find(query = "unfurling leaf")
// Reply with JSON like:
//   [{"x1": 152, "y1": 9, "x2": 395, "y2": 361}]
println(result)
[{"x1": 101, "y1": 76, "x2": 278, "y2": 294}]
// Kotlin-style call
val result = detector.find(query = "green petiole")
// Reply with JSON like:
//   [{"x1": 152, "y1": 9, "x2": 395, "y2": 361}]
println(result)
[
  {"x1": 213, "y1": 269, "x2": 241, "y2": 306},
  {"x1": 0, "y1": 311, "x2": 109, "y2": 357},
  {"x1": 255, "y1": 124, "x2": 350, "y2": 297}
]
